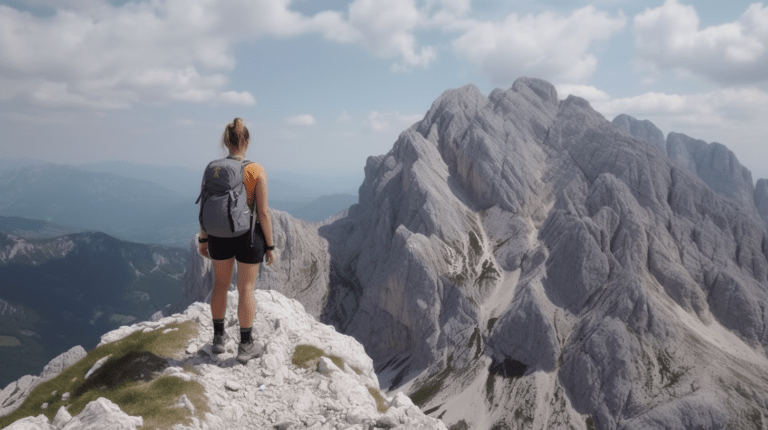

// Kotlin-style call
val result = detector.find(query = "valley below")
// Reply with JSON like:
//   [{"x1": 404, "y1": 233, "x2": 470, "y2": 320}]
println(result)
[{"x1": 0, "y1": 231, "x2": 187, "y2": 387}]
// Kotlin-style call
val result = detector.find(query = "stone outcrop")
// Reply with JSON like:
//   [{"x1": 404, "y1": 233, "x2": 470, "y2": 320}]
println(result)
[
  {"x1": 756, "y1": 178, "x2": 768, "y2": 230},
  {"x1": 667, "y1": 132, "x2": 755, "y2": 208},
  {"x1": 1, "y1": 290, "x2": 445, "y2": 430},
  {"x1": 5, "y1": 398, "x2": 143, "y2": 430},
  {"x1": 0, "y1": 346, "x2": 86, "y2": 417},
  {"x1": 616, "y1": 113, "x2": 757, "y2": 211},
  {"x1": 612, "y1": 113, "x2": 666, "y2": 154}
]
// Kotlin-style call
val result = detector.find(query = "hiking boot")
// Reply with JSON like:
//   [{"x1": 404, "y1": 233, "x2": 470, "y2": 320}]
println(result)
[
  {"x1": 236, "y1": 340, "x2": 264, "y2": 364},
  {"x1": 212, "y1": 331, "x2": 230, "y2": 354}
]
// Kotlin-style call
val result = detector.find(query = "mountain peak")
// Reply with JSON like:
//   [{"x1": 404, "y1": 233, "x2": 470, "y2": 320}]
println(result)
[{"x1": 511, "y1": 76, "x2": 559, "y2": 105}]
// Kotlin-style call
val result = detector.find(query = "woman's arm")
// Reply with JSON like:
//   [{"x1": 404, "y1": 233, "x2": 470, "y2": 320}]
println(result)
[
  {"x1": 254, "y1": 170, "x2": 274, "y2": 265},
  {"x1": 197, "y1": 231, "x2": 209, "y2": 258}
]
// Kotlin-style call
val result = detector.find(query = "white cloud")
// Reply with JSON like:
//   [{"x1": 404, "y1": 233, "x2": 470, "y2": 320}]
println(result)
[
  {"x1": 365, "y1": 110, "x2": 422, "y2": 133},
  {"x1": 452, "y1": 6, "x2": 626, "y2": 85},
  {"x1": 0, "y1": 2, "x2": 258, "y2": 109},
  {"x1": 218, "y1": 91, "x2": 256, "y2": 106},
  {"x1": 285, "y1": 114, "x2": 316, "y2": 126},
  {"x1": 312, "y1": 0, "x2": 437, "y2": 71},
  {"x1": 594, "y1": 87, "x2": 768, "y2": 127},
  {"x1": 0, "y1": 0, "x2": 466, "y2": 110},
  {"x1": 634, "y1": 0, "x2": 768, "y2": 84}
]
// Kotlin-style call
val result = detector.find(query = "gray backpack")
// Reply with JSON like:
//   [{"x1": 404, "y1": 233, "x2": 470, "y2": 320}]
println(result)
[{"x1": 196, "y1": 156, "x2": 255, "y2": 238}]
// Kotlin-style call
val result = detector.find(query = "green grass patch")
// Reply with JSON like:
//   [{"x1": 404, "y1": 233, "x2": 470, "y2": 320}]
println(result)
[
  {"x1": 292, "y1": 345, "x2": 326, "y2": 369},
  {"x1": 409, "y1": 364, "x2": 453, "y2": 408},
  {"x1": 67, "y1": 375, "x2": 208, "y2": 430},
  {"x1": 0, "y1": 320, "x2": 200, "y2": 429},
  {"x1": 367, "y1": 386, "x2": 389, "y2": 413},
  {"x1": 291, "y1": 344, "x2": 348, "y2": 373},
  {"x1": 329, "y1": 355, "x2": 345, "y2": 371}
]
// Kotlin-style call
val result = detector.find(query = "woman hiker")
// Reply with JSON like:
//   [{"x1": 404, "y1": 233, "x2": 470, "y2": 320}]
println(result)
[{"x1": 197, "y1": 117, "x2": 275, "y2": 364}]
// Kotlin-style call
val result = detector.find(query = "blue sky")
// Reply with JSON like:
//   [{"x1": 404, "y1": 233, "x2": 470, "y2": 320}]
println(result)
[{"x1": 1, "y1": 0, "x2": 767, "y2": 182}]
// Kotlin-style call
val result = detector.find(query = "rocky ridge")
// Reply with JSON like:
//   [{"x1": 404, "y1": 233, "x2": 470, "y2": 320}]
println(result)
[
  {"x1": 0, "y1": 233, "x2": 76, "y2": 266},
  {"x1": 1, "y1": 289, "x2": 445, "y2": 430}
]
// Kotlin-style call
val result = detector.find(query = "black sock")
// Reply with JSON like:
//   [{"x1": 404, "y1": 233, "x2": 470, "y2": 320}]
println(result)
[
  {"x1": 240, "y1": 327, "x2": 252, "y2": 344},
  {"x1": 213, "y1": 319, "x2": 225, "y2": 336}
]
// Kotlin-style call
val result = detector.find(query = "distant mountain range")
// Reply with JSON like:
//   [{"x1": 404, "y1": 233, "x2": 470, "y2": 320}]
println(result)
[
  {"x1": 0, "y1": 216, "x2": 86, "y2": 239},
  {"x1": 0, "y1": 230, "x2": 187, "y2": 387}
]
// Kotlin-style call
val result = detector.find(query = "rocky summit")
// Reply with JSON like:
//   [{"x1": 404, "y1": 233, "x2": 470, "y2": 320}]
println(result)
[
  {"x1": 1, "y1": 289, "x2": 445, "y2": 429},
  {"x1": 172, "y1": 77, "x2": 768, "y2": 429}
]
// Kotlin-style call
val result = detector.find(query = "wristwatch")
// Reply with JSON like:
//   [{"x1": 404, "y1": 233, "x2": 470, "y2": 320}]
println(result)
[{"x1": 266, "y1": 245, "x2": 275, "y2": 251}]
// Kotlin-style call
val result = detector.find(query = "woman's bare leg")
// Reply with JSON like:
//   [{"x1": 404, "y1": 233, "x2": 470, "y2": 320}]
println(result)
[
  {"x1": 211, "y1": 257, "x2": 235, "y2": 320},
  {"x1": 236, "y1": 262, "x2": 259, "y2": 328}
]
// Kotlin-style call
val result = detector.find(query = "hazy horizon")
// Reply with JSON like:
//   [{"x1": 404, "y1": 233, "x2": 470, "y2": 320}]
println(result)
[{"x1": 1, "y1": 0, "x2": 767, "y2": 181}]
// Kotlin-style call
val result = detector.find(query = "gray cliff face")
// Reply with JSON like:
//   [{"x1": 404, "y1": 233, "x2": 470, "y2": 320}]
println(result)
[
  {"x1": 616, "y1": 114, "x2": 756, "y2": 211},
  {"x1": 667, "y1": 132, "x2": 755, "y2": 208},
  {"x1": 174, "y1": 78, "x2": 768, "y2": 430},
  {"x1": 612, "y1": 113, "x2": 666, "y2": 154},
  {"x1": 334, "y1": 78, "x2": 768, "y2": 429},
  {"x1": 756, "y1": 179, "x2": 768, "y2": 229}
]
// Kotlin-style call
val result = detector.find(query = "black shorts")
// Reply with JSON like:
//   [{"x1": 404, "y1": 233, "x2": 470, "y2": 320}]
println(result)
[{"x1": 208, "y1": 232, "x2": 264, "y2": 264}]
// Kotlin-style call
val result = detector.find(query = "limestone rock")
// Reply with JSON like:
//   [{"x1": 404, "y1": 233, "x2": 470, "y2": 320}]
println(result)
[
  {"x1": 3, "y1": 414, "x2": 55, "y2": 429},
  {"x1": 60, "y1": 397, "x2": 143, "y2": 430},
  {"x1": 667, "y1": 131, "x2": 756, "y2": 208},
  {"x1": 84, "y1": 354, "x2": 111, "y2": 379},
  {"x1": 173, "y1": 394, "x2": 195, "y2": 414},
  {"x1": 612, "y1": 113, "x2": 666, "y2": 154},
  {"x1": 39, "y1": 346, "x2": 87, "y2": 382},
  {"x1": 239, "y1": 77, "x2": 768, "y2": 429},
  {"x1": 51, "y1": 406, "x2": 72, "y2": 428},
  {"x1": 0, "y1": 375, "x2": 41, "y2": 417},
  {"x1": 4, "y1": 398, "x2": 142, "y2": 430},
  {"x1": 1, "y1": 345, "x2": 86, "y2": 417},
  {"x1": 756, "y1": 178, "x2": 768, "y2": 229}
]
